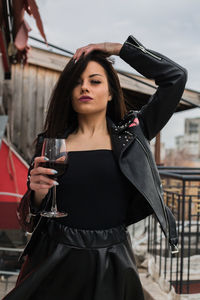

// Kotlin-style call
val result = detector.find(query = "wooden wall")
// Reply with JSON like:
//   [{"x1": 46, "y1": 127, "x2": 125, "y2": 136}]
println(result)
[{"x1": 10, "y1": 63, "x2": 59, "y2": 162}]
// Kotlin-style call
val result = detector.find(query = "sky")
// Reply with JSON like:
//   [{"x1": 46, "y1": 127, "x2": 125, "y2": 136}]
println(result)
[{"x1": 26, "y1": 0, "x2": 200, "y2": 149}]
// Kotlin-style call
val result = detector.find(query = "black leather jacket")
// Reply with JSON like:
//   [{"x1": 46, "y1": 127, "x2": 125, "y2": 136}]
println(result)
[{"x1": 17, "y1": 35, "x2": 187, "y2": 262}]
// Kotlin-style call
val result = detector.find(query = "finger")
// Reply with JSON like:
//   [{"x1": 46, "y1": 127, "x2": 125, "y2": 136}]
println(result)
[
  {"x1": 78, "y1": 45, "x2": 94, "y2": 58},
  {"x1": 30, "y1": 182, "x2": 56, "y2": 191},
  {"x1": 74, "y1": 45, "x2": 94, "y2": 62},
  {"x1": 31, "y1": 174, "x2": 55, "y2": 185},
  {"x1": 30, "y1": 175, "x2": 59, "y2": 188},
  {"x1": 74, "y1": 49, "x2": 86, "y2": 62},
  {"x1": 30, "y1": 167, "x2": 57, "y2": 176},
  {"x1": 56, "y1": 155, "x2": 67, "y2": 162},
  {"x1": 73, "y1": 47, "x2": 85, "y2": 60},
  {"x1": 74, "y1": 45, "x2": 90, "y2": 58},
  {"x1": 34, "y1": 156, "x2": 49, "y2": 168}
]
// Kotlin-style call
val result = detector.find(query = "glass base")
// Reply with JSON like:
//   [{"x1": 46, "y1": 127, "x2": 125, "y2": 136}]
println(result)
[{"x1": 40, "y1": 211, "x2": 68, "y2": 218}]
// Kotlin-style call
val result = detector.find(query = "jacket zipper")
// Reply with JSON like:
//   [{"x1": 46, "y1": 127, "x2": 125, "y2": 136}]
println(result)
[
  {"x1": 135, "y1": 137, "x2": 168, "y2": 230},
  {"x1": 126, "y1": 35, "x2": 162, "y2": 61}
]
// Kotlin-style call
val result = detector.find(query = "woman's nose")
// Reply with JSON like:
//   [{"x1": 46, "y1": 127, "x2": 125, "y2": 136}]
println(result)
[{"x1": 81, "y1": 81, "x2": 89, "y2": 92}]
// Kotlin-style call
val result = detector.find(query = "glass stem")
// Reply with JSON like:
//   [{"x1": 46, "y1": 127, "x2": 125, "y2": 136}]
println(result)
[{"x1": 51, "y1": 185, "x2": 58, "y2": 213}]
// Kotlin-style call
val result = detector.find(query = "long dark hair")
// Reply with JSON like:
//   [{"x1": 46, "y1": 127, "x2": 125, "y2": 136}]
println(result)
[{"x1": 43, "y1": 50, "x2": 127, "y2": 137}]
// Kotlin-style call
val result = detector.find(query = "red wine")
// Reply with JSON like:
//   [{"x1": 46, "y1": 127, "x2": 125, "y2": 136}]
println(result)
[{"x1": 39, "y1": 161, "x2": 68, "y2": 179}]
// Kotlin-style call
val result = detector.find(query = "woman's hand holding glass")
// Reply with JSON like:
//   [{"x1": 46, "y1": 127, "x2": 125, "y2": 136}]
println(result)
[
  {"x1": 29, "y1": 138, "x2": 69, "y2": 218},
  {"x1": 29, "y1": 156, "x2": 59, "y2": 207}
]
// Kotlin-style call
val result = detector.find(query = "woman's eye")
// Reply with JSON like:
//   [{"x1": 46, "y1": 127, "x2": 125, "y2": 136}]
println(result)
[
  {"x1": 74, "y1": 80, "x2": 101, "y2": 86},
  {"x1": 91, "y1": 80, "x2": 101, "y2": 84}
]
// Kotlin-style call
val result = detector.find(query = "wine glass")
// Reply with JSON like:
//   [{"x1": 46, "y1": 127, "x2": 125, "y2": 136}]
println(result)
[{"x1": 39, "y1": 138, "x2": 69, "y2": 218}]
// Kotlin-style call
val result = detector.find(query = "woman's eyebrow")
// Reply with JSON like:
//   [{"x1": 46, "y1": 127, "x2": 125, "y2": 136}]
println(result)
[{"x1": 89, "y1": 74, "x2": 103, "y2": 78}]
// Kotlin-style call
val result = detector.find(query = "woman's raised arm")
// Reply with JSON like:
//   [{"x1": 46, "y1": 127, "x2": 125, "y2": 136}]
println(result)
[{"x1": 118, "y1": 35, "x2": 187, "y2": 140}]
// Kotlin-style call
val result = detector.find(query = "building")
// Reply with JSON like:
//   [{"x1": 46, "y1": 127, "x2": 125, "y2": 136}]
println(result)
[
  {"x1": 150, "y1": 140, "x2": 166, "y2": 163},
  {"x1": 175, "y1": 117, "x2": 200, "y2": 158},
  {"x1": 175, "y1": 135, "x2": 184, "y2": 151}
]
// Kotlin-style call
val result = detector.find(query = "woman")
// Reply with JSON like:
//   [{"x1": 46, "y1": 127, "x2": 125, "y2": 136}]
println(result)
[{"x1": 4, "y1": 35, "x2": 187, "y2": 300}]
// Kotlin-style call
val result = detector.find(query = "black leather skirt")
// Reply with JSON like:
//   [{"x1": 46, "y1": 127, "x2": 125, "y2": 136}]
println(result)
[{"x1": 3, "y1": 220, "x2": 144, "y2": 300}]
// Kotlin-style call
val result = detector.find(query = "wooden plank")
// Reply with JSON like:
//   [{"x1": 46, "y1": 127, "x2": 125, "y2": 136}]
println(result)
[
  {"x1": 43, "y1": 70, "x2": 59, "y2": 122},
  {"x1": 120, "y1": 72, "x2": 200, "y2": 106},
  {"x1": 9, "y1": 64, "x2": 15, "y2": 142},
  {"x1": 20, "y1": 64, "x2": 29, "y2": 156},
  {"x1": 26, "y1": 65, "x2": 37, "y2": 160},
  {"x1": 3, "y1": 77, "x2": 12, "y2": 136},
  {"x1": 35, "y1": 67, "x2": 45, "y2": 135},
  {"x1": 118, "y1": 73, "x2": 156, "y2": 95},
  {"x1": 28, "y1": 47, "x2": 70, "y2": 72},
  {"x1": 10, "y1": 64, "x2": 16, "y2": 142},
  {"x1": 43, "y1": 69, "x2": 54, "y2": 120},
  {"x1": 121, "y1": 72, "x2": 157, "y2": 87},
  {"x1": 12, "y1": 65, "x2": 23, "y2": 149},
  {"x1": 182, "y1": 89, "x2": 200, "y2": 107}
]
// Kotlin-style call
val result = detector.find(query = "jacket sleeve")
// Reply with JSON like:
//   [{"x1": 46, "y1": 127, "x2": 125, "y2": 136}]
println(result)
[
  {"x1": 16, "y1": 133, "x2": 51, "y2": 233},
  {"x1": 119, "y1": 35, "x2": 188, "y2": 141}
]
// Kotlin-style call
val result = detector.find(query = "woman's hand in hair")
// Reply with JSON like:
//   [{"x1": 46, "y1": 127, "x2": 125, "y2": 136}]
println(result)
[
  {"x1": 29, "y1": 156, "x2": 59, "y2": 207},
  {"x1": 73, "y1": 42, "x2": 122, "y2": 63}
]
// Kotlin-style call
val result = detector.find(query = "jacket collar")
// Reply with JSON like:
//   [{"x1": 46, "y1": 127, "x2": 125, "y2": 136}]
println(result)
[{"x1": 106, "y1": 114, "x2": 137, "y2": 161}]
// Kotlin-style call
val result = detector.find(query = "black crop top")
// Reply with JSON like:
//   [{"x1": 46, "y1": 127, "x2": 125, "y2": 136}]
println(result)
[{"x1": 55, "y1": 149, "x2": 133, "y2": 229}]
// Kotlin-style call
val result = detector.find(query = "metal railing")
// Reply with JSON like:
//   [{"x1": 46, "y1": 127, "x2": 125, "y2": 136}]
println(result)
[
  {"x1": 147, "y1": 167, "x2": 200, "y2": 294},
  {"x1": 0, "y1": 247, "x2": 23, "y2": 275},
  {"x1": 0, "y1": 247, "x2": 23, "y2": 295}
]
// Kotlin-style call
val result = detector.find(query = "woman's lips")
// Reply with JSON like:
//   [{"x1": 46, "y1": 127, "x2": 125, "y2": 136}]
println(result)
[{"x1": 79, "y1": 98, "x2": 93, "y2": 102}]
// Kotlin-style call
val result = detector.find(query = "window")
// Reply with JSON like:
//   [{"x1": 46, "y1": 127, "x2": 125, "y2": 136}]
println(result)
[{"x1": 189, "y1": 123, "x2": 199, "y2": 134}]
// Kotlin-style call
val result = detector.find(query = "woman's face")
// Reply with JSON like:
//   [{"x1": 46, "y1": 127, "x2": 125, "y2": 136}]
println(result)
[{"x1": 71, "y1": 61, "x2": 112, "y2": 116}]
